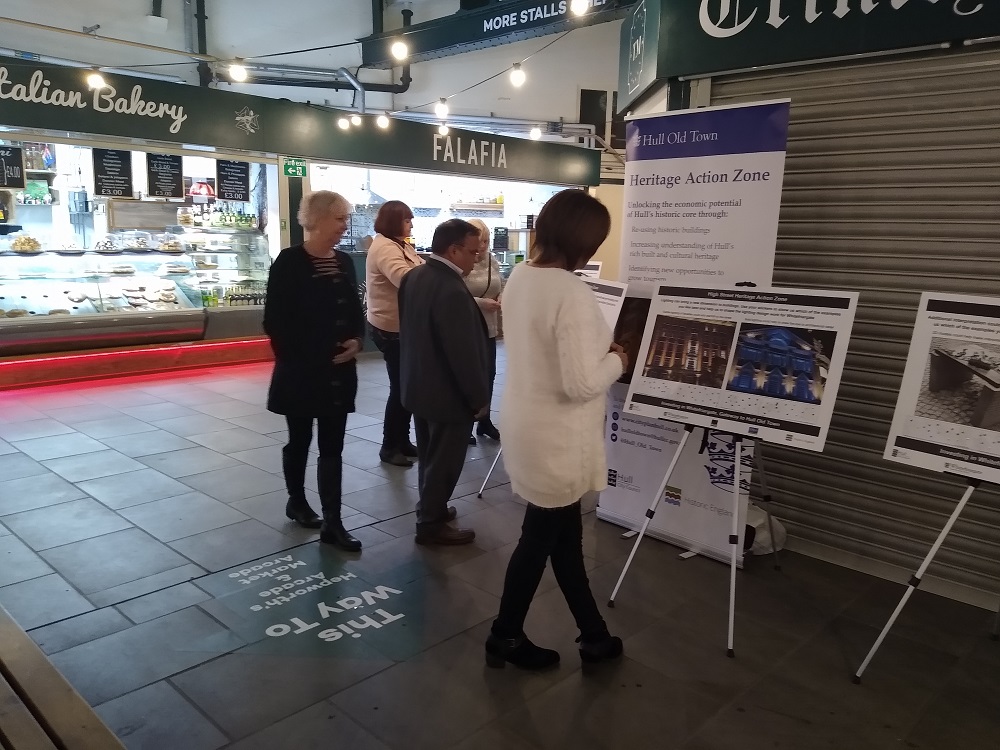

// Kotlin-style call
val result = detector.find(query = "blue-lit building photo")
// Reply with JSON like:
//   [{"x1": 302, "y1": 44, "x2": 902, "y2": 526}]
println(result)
[{"x1": 726, "y1": 325, "x2": 835, "y2": 404}]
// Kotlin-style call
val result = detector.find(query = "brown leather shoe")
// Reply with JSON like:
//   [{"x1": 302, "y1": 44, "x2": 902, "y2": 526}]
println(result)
[{"x1": 415, "y1": 524, "x2": 476, "y2": 546}]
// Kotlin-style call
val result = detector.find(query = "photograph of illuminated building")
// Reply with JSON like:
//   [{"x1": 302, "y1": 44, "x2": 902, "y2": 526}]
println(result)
[
  {"x1": 641, "y1": 315, "x2": 735, "y2": 387},
  {"x1": 725, "y1": 325, "x2": 836, "y2": 404}
]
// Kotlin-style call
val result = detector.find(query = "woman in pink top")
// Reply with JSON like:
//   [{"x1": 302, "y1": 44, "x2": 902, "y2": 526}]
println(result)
[{"x1": 365, "y1": 200, "x2": 425, "y2": 467}]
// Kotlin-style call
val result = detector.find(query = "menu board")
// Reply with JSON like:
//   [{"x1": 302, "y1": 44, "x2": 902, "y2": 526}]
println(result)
[
  {"x1": 146, "y1": 153, "x2": 184, "y2": 199},
  {"x1": 92, "y1": 148, "x2": 134, "y2": 198},
  {"x1": 0, "y1": 146, "x2": 26, "y2": 189},
  {"x1": 216, "y1": 159, "x2": 250, "y2": 202}
]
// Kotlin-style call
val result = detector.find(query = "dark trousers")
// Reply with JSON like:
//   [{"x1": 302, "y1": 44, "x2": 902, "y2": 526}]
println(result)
[
  {"x1": 371, "y1": 326, "x2": 412, "y2": 452},
  {"x1": 493, "y1": 501, "x2": 606, "y2": 639},
  {"x1": 414, "y1": 415, "x2": 473, "y2": 526},
  {"x1": 478, "y1": 337, "x2": 498, "y2": 430},
  {"x1": 284, "y1": 412, "x2": 348, "y2": 516}
]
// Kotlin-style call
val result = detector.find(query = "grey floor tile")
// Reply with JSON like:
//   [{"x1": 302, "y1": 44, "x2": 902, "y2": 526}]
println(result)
[
  {"x1": 86, "y1": 389, "x2": 165, "y2": 408},
  {"x1": 333, "y1": 632, "x2": 558, "y2": 750},
  {"x1": 99, "y1": 430, "x2": 200, "y2": 458},
  {"x1": 0, "y1": 521, "x2": 8, "y2": 537},
  {"x1": 30, "y1": 607, "x2": 133, "y2": 655},
  {"x1": 0, "y1": 452, "x2": 50, "y2": 482},
  {"x1": 154, "y1": 386, "x2": 232, "y2": 407},
  {"x1": 0, "y1": 403, "x2": 48, "y2": 424},
  {"x1": 187, "y1": 428, "x2": 281, "y2": 454},
  {"x1": 227, "y1": 412, "x2": 290, "y2": 434},
  {"x1": 340, "y1": 438, "x2": 388, "y2": 470},
  {"x1": 43, "y1": 449, "x2": 146, "y2": 483},
  {"x1": 41, "y1": 404, "x2": 123, "y2": 424},
  {"x1": 78, "y1": 468, "x2": 193, "y2": 510},
  {"x1": 0, "y1": 573, "x2": 94, "y2": 629},
  {"x1": 73, "y1": 416, "x2": 159, "y2": 439},
  {"x1": 0, "y1": 417, "x2": 75, "y2": 442},
  {"x1": 4, "y1": 497, "x2": 133, "y2": 551},
  {"x1": 346, "y1": 412, "x2": 381, "y2": 430},
  {"x1": 228, "y1": 445, "x2": 298, "y2": 474},
  {"x1": 0, "y1": 534, "x2": 54, "y2": 587},
  {"x1": 226, "y1": 699, "x2": 390, "y2": 750},
  {"x1": 901, "y1": 658, "x2": 1000, "y2": 750},
  {"x1": 172, "y1": 646, "x2": 394, "y2": 740},
  {"x1": 346, "y1": 423, "x2": 391, "y2": 444},
  {"x1": 451, "y1": 723, "x2": 544, "y2": 750},
  {"x1": 499, "y1": 657, "x2": 723, "y2": 750},
  {"x1": 152, "y1": 414, "x2": 238, "y2": 437},
  {"x1": 11, "y1": 431, "x2": 108, "y2": 461},
  {"x1": 0, "y1": 438, "x2": 16, "y2": 455},
  {"x1": 304, "y1": 464, "x2": 389, "y2": 496},
  {"x1": 0, "y1": 472, "x2": 87, "y2": 514},
  {"x1": 229, "y1": 490, "x2": 322, "y2": 533},
  {"x1": 116, "y1": 582, "x2": 212, "y2": 624},
  {"x1": 48, "y1": 607, "x2": 245, "y2": 705},
  {"x1": 40, "y1": 528, "x2": 191, "y2": 595},
  {"x1": 120, "y1": 491, "x2": 249, "y2": 542},
  {"x1": 118, "y1": 402, "x2": 202, "y2": 422},
  {"x1": 18, "y1": 392, "x2": 93, "y2": 410},
  {"x1": 89, "y1": 564, "x2": 207, "y2": 608},
  {"x1": 169, "y1": 519, "x2": 299, "y2": 572},
  {"x1": 138, "y1": 447, "x2": 241, "y2": 478},
  {"x1": 95, "y1": 681, "x2": 229, "y2": 750},
  {"x1": 190, "y1": 399, "x2": 266, "y2": 419},
  {"x1": 180, "y1": 465, "x2": 285, "y2": 503},
  {"x1": 354, "y1": 395, "x2": 389, "y2": 417},
  {"x1": 340, "y1": 482, "x2": 421, "y2": 521}
]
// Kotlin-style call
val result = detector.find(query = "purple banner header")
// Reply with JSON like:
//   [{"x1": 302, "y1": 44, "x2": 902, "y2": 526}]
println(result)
[{"x1": 627, "y1": 102, "x2": 790, "y2": 162}]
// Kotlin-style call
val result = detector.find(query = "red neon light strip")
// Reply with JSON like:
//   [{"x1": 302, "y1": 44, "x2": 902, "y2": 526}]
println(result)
[{"x1": 1, "y1": 337, "x2": 271, "y2": 367}]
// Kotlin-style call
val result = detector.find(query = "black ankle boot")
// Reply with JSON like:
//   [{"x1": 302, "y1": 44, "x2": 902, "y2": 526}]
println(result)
[
  {"x1": 320, "y1": 518, "x2": 362, "y2": 551},
  {"x1": 285, "y1": 496, "x2": 322, "y2": 529},
  {"x1": 485, "y1": 633, "x2": 560, "y2": 670},
  {"x1": 577, "y1": 631, "x2": 623, "y2": 663}
]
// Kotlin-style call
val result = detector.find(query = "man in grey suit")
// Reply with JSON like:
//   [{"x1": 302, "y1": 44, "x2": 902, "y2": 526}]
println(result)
[{"x1": 399, "y1": 219, "x2": 490, "y2": 545}]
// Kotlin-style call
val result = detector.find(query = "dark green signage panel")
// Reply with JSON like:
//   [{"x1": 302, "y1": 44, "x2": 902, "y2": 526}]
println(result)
[
  {"x1": 617, "y1": 0, "x2": 661, "y2": 112},
  {"x1": 361, "y1": 0, "x2": 637, "y2": 68},
  {"x1": 619, "y1": 0, "x2": 1000, "y2": 112},
  {"x1": 0, "y1": 58, "x2": 599, "y2": 186}
]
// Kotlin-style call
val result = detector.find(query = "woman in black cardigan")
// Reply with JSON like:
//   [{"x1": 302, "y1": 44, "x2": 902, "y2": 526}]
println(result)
[{"x1": 263, "y1": 190, "x2": 364, "y2": 551}]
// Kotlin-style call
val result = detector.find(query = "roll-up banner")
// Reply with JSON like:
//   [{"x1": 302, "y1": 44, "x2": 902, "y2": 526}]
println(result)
[{"x1": 599, "y1": 100, "x2": 790, "y2": 564}]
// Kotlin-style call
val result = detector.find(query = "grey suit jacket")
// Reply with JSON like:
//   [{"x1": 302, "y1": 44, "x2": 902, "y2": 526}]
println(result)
[{"x1": 399, "y1": 258, "x2": 491, "y2": 423}]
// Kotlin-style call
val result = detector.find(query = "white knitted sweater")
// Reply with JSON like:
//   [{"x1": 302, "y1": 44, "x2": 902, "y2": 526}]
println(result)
[{"x1": 499, "y1": 263, "x2": 624, "y2": 508}]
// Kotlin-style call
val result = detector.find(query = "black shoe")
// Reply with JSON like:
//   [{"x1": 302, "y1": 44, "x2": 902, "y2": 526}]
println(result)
[
  {"x1": 485, "y1": 633, "x2": 560, "y2": 670},
  {"x1": 380, "y1": 449, "x2": 414, "y2": 467},
  {"x1": 415, "y1": 524, "x2": 476, "y2": 546},
  {"x1": 446, "y1": 506, "x2": 457, "y2": 522},
  {"x1": 469, "y1": 435, "x2": 478, "y2": 445},
  {"x1": 401, "y1": 442, "x2": 418, "y2": 458},
  {"x1": 476, "y1": 422, "x2": 501, "y2": 441},
  {"x1": 320, "y1": 520, "x2": 362, "y2": 551},
  {"x1": 285, "y1": 497, "x2": 322, "y2": 529},
  {"x1": 577, "y1": 632, "x2": 623, "y2": 663}
]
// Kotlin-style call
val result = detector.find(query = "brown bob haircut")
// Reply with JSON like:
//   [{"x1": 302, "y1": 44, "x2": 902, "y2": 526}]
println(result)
[
  {"x1": 531, "y1": 189, "x2": 611, "y2": 270},
  {"x1": 374, "y1": 200, "x2": 414, "y2": 239}
]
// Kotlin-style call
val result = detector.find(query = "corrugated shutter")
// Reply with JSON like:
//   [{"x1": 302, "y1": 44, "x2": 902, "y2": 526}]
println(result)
[{"x1": 710, "y1": 45, "x2": 1000, "y2": 596}]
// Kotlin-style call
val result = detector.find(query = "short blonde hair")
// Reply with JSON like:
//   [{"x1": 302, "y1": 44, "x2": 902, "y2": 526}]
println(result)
[
  {"x1": 466, "y1": 218, "x2": 490, "y2": 244},
  {"x1": 298, "y1": 190, "x2": 350, "y2": 230}
]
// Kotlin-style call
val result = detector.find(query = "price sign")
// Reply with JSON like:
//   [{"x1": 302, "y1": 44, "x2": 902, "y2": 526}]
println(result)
[
  {"x1": 216, "y1": 159, "x2": 251, "y2": 202},
  {"x1": 0, "y1": 147, "x2": 26, "y2": 189},
  {"x1": 146, "y1": 153, "x2": 184, "y2": 198},
  {"x1": 93, "y1": 148, "x2": 134, "y2": 198},
  {"x1": 283, "y1": 157, "x2": 307, "y2": 178}
]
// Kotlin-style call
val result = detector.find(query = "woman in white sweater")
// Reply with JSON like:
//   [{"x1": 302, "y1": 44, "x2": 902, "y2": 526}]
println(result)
[{"x1": 486, "y1": 190, "x2": 628, "y2": 671}]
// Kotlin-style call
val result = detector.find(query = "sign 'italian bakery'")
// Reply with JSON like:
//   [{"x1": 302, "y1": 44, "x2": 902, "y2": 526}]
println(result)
[{"x1": 619, "y1": 0, "x2": 999, "y2": 110}]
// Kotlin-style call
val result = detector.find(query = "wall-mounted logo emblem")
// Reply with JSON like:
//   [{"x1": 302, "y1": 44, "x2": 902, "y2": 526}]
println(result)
[
  {"x1": 627, "y1": 0, "x2": 646, "y2": 94},
  {"x1": 235, "y1": 107, "x2": 259, "y2": 135}
]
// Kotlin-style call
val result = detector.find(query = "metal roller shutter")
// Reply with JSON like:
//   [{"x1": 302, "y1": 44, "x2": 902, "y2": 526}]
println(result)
[{"x1": 709, "y1": 44, "x2": 1000, "y2": 600}]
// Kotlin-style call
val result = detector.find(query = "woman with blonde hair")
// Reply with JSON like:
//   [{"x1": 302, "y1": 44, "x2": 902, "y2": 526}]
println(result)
[
  {"x1": 464, "y1": 218, "x2": 503, "y2": 443},
  {"x1": 486, "y1": 189, "x2": 627, "y2": 670},
  {"x1": 263, "y1": 190, "x2": 364, "y2": 551}
]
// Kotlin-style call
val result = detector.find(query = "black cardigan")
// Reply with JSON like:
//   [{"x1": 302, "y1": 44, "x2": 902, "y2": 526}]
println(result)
[{"x1": 263, "y1": 245, "x2": 365, "y2": 416}]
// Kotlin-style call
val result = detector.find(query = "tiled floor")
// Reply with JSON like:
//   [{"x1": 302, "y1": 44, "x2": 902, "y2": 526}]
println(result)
[{"x1": 1, "y1": 348, "x2": 999, "y2": 749}]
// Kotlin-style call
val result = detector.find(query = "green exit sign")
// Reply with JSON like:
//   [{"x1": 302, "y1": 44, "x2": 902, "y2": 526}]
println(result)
[{"x1": 283, "y1": 158, "x2": 307, "y2": 178}]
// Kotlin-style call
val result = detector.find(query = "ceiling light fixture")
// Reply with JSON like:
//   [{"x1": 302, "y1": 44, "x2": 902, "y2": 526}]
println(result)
[
  {"x1": 376, "y1": 113, "x2": 390, "y2": 129},
  {"x1": 86, "y1": 71, "x2": 106, "y2": 89},
  {"x1": 509, "y1": 63, "x2": 526, "y2": 87},
  {"x1": 337, "y1": 117, "x2": 350, "y2": 130},
  {"x1": 570, "y1": 0, "x2": 589, "y2": 15},
  {"x1": 529, "y1": 126, "x2": 542, "y2": 140},
  {"x1": 390, "y1": 40, "x2": 409, "y2": 61},
  {"x1": 350, "y1": 114, "x2": 362, "y2": 126},
  {"x1": 434, "y1": 98, "x2": 449, "y2": 118},
  {"x1": 438, "y1": 123, "x2": 450, "y2": 136},
  {"x1": 228, "y1": 59, "x2": 248, "y2": 82}
]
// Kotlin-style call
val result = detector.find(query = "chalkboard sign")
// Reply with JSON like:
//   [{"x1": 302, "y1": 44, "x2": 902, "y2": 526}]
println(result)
[
  {"x1": 93, "y1": 148, "x2": 134, "y2": 198},
  {"x1": 216, "y1": 159, "x2": 250, "y2": 202},
  {"x1": 493, "y1": 226, "x2": 509, "y2": 251},
  {"x1": 0, "y1": 147, "x2": 26, "y2": 189},
  {"x1": 146, "y1": 153, "x2": 184, "y2": 199}
]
